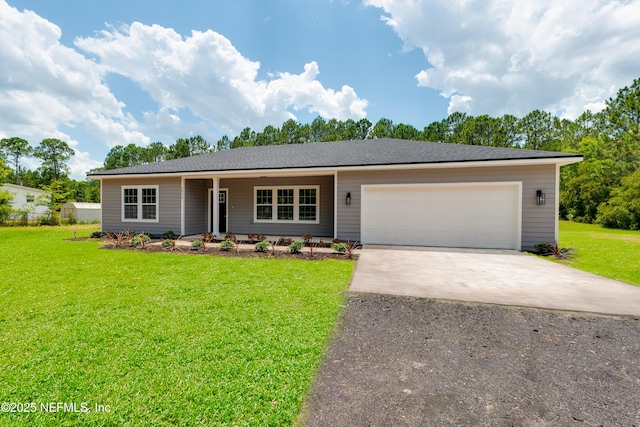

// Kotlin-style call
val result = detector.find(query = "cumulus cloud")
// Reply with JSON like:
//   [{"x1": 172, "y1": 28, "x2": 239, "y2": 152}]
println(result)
[
  {"x1": 0, "y1": 0, "x2": 148, "y2": 177},
  {"x1": 365, "y1": 0, "x2": 640, "y2": 119},
  {"x1": 75, "y1": 22, "x2": 368, "y2": 133},
  {"x1": 0, "y1": 1, "x2": 368, "y2": 178}
]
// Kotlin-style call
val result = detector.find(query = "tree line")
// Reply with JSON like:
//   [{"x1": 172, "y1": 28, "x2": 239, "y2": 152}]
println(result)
[{"x1": 2, "y1": 77, "x2": 639, "y2": 229}]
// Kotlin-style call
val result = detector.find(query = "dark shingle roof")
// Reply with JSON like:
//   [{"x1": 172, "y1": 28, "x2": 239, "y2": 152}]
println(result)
[{"x1": 90, "y1": 138, "x2": 582, "y2": 176}]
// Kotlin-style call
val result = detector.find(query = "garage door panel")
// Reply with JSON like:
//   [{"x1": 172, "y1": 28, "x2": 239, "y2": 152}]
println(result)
[{"x1": 361, "y1": 183, "x2": 521, "y2": 249}]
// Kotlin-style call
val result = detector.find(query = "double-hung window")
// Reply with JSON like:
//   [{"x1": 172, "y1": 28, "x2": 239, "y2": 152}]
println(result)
[
  {"x1": 254, "y1": 186, "x2": 319, "y2": 223},
  {"x1": 122, "y1": 185, "x2": 159, "y2": 222}
]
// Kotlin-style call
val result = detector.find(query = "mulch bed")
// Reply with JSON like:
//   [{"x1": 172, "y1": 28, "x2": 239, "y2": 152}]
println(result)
[{"x1": 95, "y1": 239, "x2": 357, "y2": 261}]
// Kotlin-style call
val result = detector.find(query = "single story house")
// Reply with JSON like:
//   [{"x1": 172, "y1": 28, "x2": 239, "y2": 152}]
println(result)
[
  {"x1": 89, "y1": 139, "x2": 582, "y2": 250},
  {"x1": 61, "y1": 202, "x2": 102, "y2": 223},
  {"x1": 0, "y1": 183, "x2": 50, "y2": 219}
]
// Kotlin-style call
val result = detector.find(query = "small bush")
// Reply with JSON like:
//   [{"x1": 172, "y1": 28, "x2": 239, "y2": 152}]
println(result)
[
  {"x1": 331, "y1": 242, "x2": 348, "y2": 254},
  {"x1": 130, "y1": 233, "x2": 151, "y2": 247},
  {"x1": 254, "y1": 240, "x2": 270, "y2": 253},
  {"x1": 161, "y1": 230, "x2": 177, "y2": 240},
  {"x1": 219, "y1": 238, "x2": 235, "y2": 252},
  {"x1": 66, "y1": 213, "x2": 78, "y2": 225},
  {"x1": 162, "y1": 239, "x2": 174, "y2": 248},
  {"x1": 191, "y1": 239, "x2": 203, "y2": 250},
  {"x1": 90, "y1": 231, "x2": 108, "y2": 239},
  {"x1": 534, "y1": 241, "x2": 572, "y2": 259},
  {"x1": 39, "y1": 211, "x2": 61, "y2": 226},
  {"x1": 533, "y1": 242, "x2": 555, "y2": 255},
  {"x1": 288, "y1": 241, "x2": 304, "y2": 254},
  {"x1": 277, "y1": 237, "x2": 293, "y2": 246}
]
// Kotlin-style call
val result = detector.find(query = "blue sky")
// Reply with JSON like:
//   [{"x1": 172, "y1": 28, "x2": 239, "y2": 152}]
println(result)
[{"x1": 1, "y1": 0, "x2": 639, "y2": 178}]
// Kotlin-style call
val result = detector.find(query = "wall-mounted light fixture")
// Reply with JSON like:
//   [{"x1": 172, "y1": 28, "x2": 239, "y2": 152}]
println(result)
[
  {"x1": 536, "y1": 190, "x2": 546, "y2": 206},
  {"x1": 346, "y1": 192, "x2": 351, "y2": 206}
]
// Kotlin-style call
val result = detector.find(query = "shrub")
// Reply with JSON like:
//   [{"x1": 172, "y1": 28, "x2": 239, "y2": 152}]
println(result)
[
  {"x1": 254, "y1": 239, "x2": 270, "y2": 252},
  {"x1": 533, "y1": 242, "x2": 555, "y2": 255},
  {"x1": 162, "y1": 239, "x2": 178, "y2": 251},
  {"x1": 534, "y1": 241, "x2": 572, "y2": 259},
  {"x1": 39, "y1": 211, "x2": 61, "y2": 226},
  {"x1": 219, "y1": 238, "x2": 235, "y2": 252},
  {"x1": 596, "y1": 169, "x2": 640, "y2": 230},
  {"x1": 130, "y1": 233, "x2": 151, "y2": 248},
  {"x1": 277, "y1": 236, "x2": 293, "y2": 246},
  {"x1": 161, "y1": 230, "x2": 177, "y2": 240},
  {"x1": 331, "y1": 242, "x2": 348, "y2": 254},
  {"x1": 90, "y1": 231, "x2": 108, "y2": 239},
  {"x1": 67, "y1": 213, "x2": 78, "y2": 225},
  {"x1": 288, "y1": 241, "x2": 304, "y2": 254},
  {"x1": 345, "y1": 240, "x2": 359, "y2": 259},
  {"x1": 191, "y1": 239, "x2": 203, "y2": 250}
]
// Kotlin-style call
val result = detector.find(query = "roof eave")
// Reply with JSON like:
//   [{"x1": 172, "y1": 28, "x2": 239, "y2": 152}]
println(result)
[{"x1": 89, "y1": 156, "x2": 583, "y2": 180}]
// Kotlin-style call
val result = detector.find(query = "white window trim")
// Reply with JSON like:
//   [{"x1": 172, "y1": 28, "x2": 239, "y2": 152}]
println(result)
[
  {"x1": 254, "y1": 185, "x2": 320, "y2": 224},
  {"x1": 121, "y1": 185, "x2": 160, "y2": 223}
]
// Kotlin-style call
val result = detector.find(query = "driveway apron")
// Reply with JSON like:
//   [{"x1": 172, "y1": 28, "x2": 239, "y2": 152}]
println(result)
[{"x1": 349, "y1": 246, "x2": 640, "y2": 316}]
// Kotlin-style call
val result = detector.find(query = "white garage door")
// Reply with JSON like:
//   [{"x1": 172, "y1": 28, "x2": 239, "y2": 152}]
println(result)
[{"x1": 361, "y1": 182, "x2": 521, "y2": 249}]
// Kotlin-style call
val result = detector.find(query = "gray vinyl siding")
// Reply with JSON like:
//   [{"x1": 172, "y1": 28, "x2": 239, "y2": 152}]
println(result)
[
  {"x1": 220, "y1": 175, "x2": 334, "y2": 237},
  {"x1": 100, "y1": 177, "x2": 181, "y2": 235},
  {"x1": 184, "y1": 179, "x2": 212, "y2": 235},
  {"x1": 336, "y1": 165, "x2": 557, "y2": 250}
]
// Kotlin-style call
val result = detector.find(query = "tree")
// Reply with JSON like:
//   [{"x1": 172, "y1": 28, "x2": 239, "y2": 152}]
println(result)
[
  {"x1": 0, "y1": 187, "x2": 14, "y2": 224},
  {"x1": 517, "y1": 110, "x2": 558, "y2": 151},
  {"x1": 422, "y1": 120, "x2": 448, "y2": 142},
  {"x1": 0, "y1": 137, "x2": 32, "y2": 184},
  {"x1": 33, "y1": 138, "x2": 74, "y2": 180},
  {"x1": 444, "y1": 112, "x2": 469, "y2": 143},
  {"x1": 605, "y1": 77, "x2": 640, "y2": 137},
  {"x1": 0, "y1": 158, "x2": 10, "y2": 184},
  {"x1": 104, "y1": 144, "x2": 144, "y2": 170},
  {"x1": 369, "y1": 118, "x2": 395, "y2": 139},
  {"x1": 596, "y1": 168, "x2": 640, "y2": 229},
  {"x1": 167, "y1": 136, "x2": 211, "y2": 159},
  {"x1": 216, "y1": 135, "x2": 231, "y2": 151},
  {"x1": 143, "y1": 142, "x2": 167, "y2": 163},
  {"x1": 392, "y1": 123, "x2": 421, "y2": 140},
  {"x1": 39, "y1": 178, "x2": 72, "y2": 225}
]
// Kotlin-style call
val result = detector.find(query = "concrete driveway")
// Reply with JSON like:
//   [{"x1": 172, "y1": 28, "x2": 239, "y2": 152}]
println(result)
[{"x1": 350, "y1": 246, "x2": 640, "y2": 316}]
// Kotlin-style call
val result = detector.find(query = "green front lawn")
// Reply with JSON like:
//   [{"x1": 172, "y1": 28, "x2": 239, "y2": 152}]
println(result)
[
  {"x1": 0, "y1": 226, "x2": 354, "y2": 426},
  {"x1": 558, "y1": 220, "x2": 640, "y2": 286}
]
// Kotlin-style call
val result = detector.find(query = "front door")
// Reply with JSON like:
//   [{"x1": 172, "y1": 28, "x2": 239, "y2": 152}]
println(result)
[{"x1": 218, "y1": 190, "x2": 227, "y2": 234}]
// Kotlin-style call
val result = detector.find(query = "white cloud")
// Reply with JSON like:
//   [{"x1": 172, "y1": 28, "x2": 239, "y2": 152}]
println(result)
[
  {"x1": 74, "y1": 22, "x2": 368, "y2": 133},
  {"x1": 365, "y1": 0, "x2": 640, "y2": 119},
  {"x1": 1, "y1": 1, "x2": 367, "y2": 179},
  {"x1": 0, "y1": 0, "x2": 148, "y2": 179}
]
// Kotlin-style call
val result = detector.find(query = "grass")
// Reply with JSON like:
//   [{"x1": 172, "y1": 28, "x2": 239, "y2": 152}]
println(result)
[
  {"x1": 0, "y1": 225, "x2": 354, "y2": 426},
  {"x1": 557, "y1": 220, "x2": 640, "y2": 286}
]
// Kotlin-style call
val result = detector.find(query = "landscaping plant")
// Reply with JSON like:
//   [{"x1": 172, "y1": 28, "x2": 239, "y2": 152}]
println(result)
[
  {"x1": 254, "y1": 239, "x2": 270, "y2": 253},
  {"x1": 130, "y1": 233, "x2": 151, "y2": 248},
  {"x1": 331, "y1": 242, "x2": 348, "y2": 254},
  {"x1": 288, "y1": 241, "x2": 304, "y2": 254},
  {"x1": 219, "y1": 238, "x2": 235, "y2": 252}
]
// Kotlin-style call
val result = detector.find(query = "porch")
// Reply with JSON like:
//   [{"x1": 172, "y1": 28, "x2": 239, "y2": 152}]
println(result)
[{"x1": 182, "y1": 174, "x2": 338, "y2": 239}]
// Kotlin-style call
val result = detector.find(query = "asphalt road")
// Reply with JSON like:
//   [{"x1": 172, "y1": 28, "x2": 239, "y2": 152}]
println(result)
[{"x1": 299, "y1": 294, "x2": 640, "y2": 427}]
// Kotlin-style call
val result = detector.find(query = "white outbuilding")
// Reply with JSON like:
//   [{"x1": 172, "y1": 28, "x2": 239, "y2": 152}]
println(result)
[
  {"x1": 1, "y1": 183, "x2": 50, "y2": 220},
  {"x1": 61, "y1": 202, "x2": 101, "y2": 223}
]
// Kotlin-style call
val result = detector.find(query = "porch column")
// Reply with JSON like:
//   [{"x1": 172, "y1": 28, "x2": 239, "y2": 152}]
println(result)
[
  {"x1": 212, "y1": 177, "x2": 220, "y2": 238},
  {"x1": 333, "y1": 171, "x2": 338, "y2": 240},
  {"x1": 180, "y1": 177, "x2": 185, "y2": 236}
]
